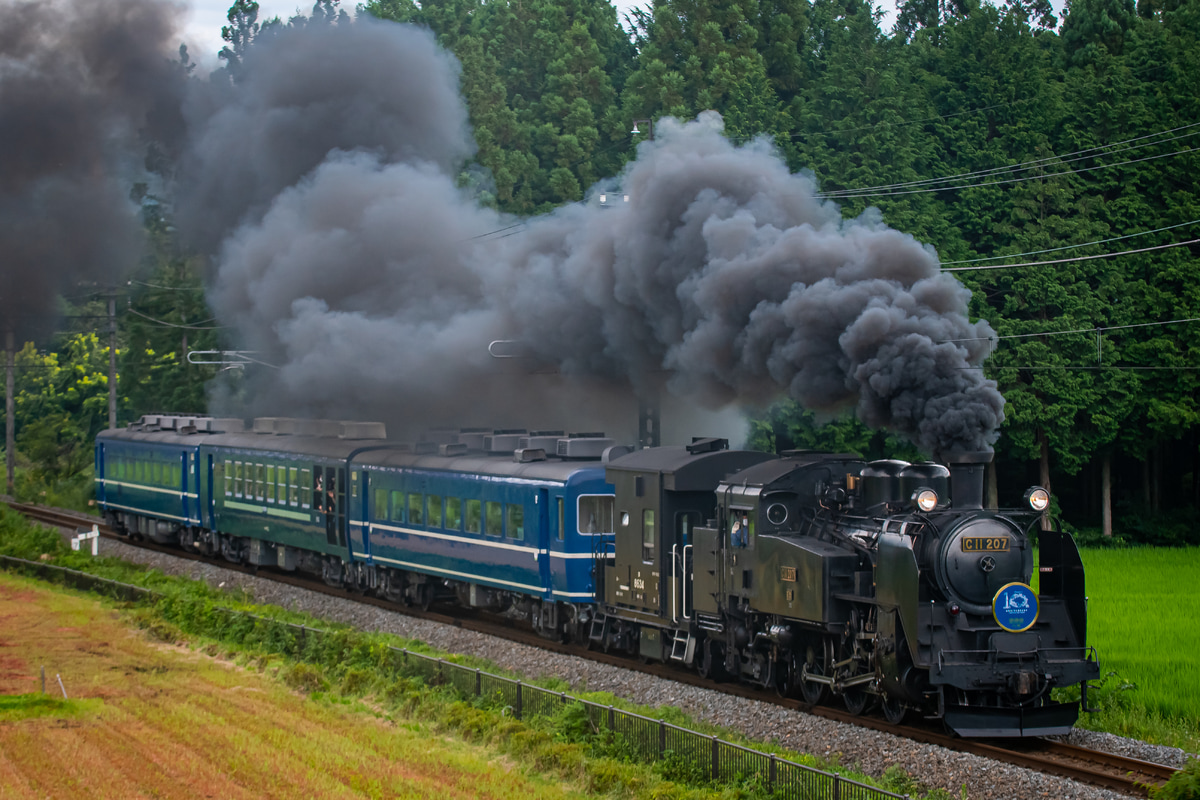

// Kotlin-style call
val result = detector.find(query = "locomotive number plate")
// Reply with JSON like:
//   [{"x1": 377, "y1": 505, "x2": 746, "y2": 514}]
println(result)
[{"x1": 962, "y1": 537, "x2": 1009, "y2": 552}]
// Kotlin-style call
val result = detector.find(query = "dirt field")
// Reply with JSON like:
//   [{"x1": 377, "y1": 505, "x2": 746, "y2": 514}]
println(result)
[{"x1": 0, "y1": 572, "x2": 587, "y2": 800}]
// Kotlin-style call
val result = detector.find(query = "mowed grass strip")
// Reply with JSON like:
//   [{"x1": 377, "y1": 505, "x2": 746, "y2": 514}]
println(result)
[
  {"x1": 1078, "y1": 547, "x2": 1200, "y2": 748},
  {"x1": 0, "y1": 573, "x2": 590, "y2": 800}
]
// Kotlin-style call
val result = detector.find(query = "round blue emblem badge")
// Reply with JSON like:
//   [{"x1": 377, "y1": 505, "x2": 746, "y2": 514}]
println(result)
[{"x1": 993, "y1": 582, "x2": 1039, "y2": 632}]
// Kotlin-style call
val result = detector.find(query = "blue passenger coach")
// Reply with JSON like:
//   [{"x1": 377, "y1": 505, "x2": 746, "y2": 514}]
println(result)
[{"x1": 96, "y1": 415, "x2": 620, "y2": 639}]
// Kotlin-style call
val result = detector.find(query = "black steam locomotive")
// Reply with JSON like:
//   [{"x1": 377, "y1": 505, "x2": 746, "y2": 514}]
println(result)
[{"x1": 592, "y1": 440, "x2": 1100, "y2": 737}]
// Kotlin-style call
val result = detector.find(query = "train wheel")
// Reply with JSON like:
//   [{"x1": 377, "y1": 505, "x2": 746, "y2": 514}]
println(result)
[
  {"x1": 799, "y1": 644, "x2": 827, "y2": 705},
  {"x1": 776, "y1": 652, "x2": 800, "y2": 698},
  {"x1": 881, "y1": 695, "x2": 907, "y2": 726},
  {"x1": 843, "y1": 687, "x2": 871, "y2": 715},
  {"x1": 697, "y1": 640, "x2": 723, "y2": 681}
]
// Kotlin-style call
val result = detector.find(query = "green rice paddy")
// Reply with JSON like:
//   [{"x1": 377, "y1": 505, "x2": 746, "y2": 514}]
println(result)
[{"x1": 1074, "y1": 547, "x2": 1200, "y2": 747}]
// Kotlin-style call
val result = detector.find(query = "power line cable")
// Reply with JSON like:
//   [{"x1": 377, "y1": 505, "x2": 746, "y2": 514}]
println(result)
[
  {"x1": 127, "y1": 280, "x2": 206, "y2": 292},
  {"x1": 940, "y1": 219, "x2": 1200, "y2": 265},
  {"x1": 125, "y1": 309, "x2": 225, "y2": 330},
  {"x1": 943, "y1": 237, "x2": 1199, "y2": 272},
  {"x1": 822, "y1": 122, "x2": 1200, "y2": 197},
  {"x1": 825, "y1": 145, "x2": 1197, "y2": 199}
]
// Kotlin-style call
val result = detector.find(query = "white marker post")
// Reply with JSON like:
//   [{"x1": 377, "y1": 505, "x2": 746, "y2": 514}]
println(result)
[{"x1": 71, "y1": 525, "x2": 100, "y2": 556}]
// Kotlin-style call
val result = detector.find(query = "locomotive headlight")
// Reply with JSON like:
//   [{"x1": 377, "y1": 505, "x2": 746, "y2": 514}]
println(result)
[
  {"x1": 912, "y1": 487, "x2": 938, "y2": 512},
  {"x1": 1024, "y1": 487, "x2": 1050, "y2": 512}
]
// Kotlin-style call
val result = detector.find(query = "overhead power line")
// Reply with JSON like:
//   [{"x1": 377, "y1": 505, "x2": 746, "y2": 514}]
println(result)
[
  {"x1": 940, "y1": 219, "x2": 1200, "y2": 265},
  {"x1": 125, "y1": 309, "x2": 225, "y2": 330},
  {"x1": 943, "y1": 237, "x2": 1199, "y2": 272},
  {"x1": 823, "y1": 121, "x2": 1200, "y2": 197}
]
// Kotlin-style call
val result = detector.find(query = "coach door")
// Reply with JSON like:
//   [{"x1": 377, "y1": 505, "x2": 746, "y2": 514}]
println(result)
[{"x1": 316, "y1": 466, "x2": 347, "y2": 548}]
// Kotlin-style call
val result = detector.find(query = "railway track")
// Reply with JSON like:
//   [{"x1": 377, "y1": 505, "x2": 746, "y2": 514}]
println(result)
[{"x1": 7, "y1": 500, "x2": 1180, "y2": 797}]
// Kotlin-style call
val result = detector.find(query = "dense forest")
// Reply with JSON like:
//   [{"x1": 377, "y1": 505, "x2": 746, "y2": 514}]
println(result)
[{"x1": 2, "y1": 0, "x2": 1198, "y2": 543}]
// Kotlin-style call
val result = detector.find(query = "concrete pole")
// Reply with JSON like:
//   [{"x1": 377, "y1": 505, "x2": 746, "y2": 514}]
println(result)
[
  {"x1": 6, "y1": 328, "x2": 14, "y2": 496},
  {"x1": 108, "y1": 292, "x2": 117, "y2": 429}
]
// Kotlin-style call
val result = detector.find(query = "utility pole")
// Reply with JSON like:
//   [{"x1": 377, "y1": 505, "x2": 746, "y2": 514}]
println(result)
[
  {"x1": 108, "y1": 291, "x2": 117, "y2": 429},
  {"x1": 6, "y1": 328, "x2": 14, "y2": 496}
]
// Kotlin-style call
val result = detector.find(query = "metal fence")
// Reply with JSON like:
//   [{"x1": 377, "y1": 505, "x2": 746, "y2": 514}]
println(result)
[{"x1": 1, "y1": 556, "x2": 908, "y2": 800}]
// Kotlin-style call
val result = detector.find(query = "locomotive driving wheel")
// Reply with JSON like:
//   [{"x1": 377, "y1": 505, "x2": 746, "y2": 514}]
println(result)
[
  {"x1": 881, "y1": 694, "x2": 907, "y2": 726},
  {"x1": 799, "y1": 641, "x2": 829, "y2": 705}
]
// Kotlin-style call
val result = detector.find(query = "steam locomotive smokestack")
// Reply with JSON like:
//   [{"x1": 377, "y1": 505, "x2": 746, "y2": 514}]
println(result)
[{"x1": 944, "y1": 451, "x2": 992, "y2": 510}]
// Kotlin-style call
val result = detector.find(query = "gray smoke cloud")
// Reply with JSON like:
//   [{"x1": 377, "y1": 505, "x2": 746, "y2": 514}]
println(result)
[
  {"x1": 196, "y1": 15, "x2": 1003, "y2": 454},
  {"x1": 0, "y1": 0, "x2": 187, "y2": 339},
  {"x1": 177, "y1": 18, "x2": 474, "y2": 253}
]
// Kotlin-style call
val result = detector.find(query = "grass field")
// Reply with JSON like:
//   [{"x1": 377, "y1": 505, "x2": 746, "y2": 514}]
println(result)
[
  {"x1": 1074, "y1": 547, "x2": 1200, "y2": 750},
  {"x1": 0, "y1": 572, "x2": 594, "y2": 800}
]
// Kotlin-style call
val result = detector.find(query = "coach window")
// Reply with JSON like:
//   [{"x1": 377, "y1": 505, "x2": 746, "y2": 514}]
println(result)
[
  {"x1": 350, "y1": 471, "x2": 359, "y2": 499},
  {"x1": 373, "y1": 488, "x2": 388, "y2": 520},
  {"x1": 233, "y1": 462, "x2": 244, "y2": 498},
  {"x1": 506, "y1": 504, "x2": 524, "y2": 541},
  {"x1": 428, "y1": 495, "x2": 443, "y2": 528},
  {"x1": 389, "y1": 491, "x2": 404, "y2": 523},
  {"x1": 277, "y1": 467, "x2": 287, "y2": 504},
  {"x1": 299, "y1": 468, "x2": 311, "y2": 508},
  {"x1": 151, "y1": 461, "x2": 162, "y2": 486},
  {"x1": 465, "y1": 500, "x2": 482, "y2": 534},
  {"x1": 577, "y1": 496, "x2": 615, "y2": 534},
  {"x1": 288, "y1": 467, "x2": 299, "y2": 506},
  {"x1": 244, "y1": 463, "x2": 254, "y2": 498},
  {"x1": 642, "y1": 509, "x2": 656, "y2": 562},
  {"x1": 556, "y1": 497, "x2": 564, "y2": 541},
  {"x1": 265, "y1": 465, "x2": 276, "y2": 502},
  {"x1": 408, "y1": 493, "x2": 424, "y2": 526},
  {"x1": 254, "y1": 464, "x2": 265, "y2": 500},
  {"x1": 485, "y1": 501, "x2": 503, "y2": 536},
  {"x1": 172, "y1": 462, "x2": 181, "y2": 487},
  {"x1": 446, "y1": 497, "x2": 462, "y2": 531}
]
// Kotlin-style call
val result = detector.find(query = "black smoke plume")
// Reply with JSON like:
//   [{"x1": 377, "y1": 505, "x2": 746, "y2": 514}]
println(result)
[
  {"x1": 191, "y1": 17, "x2": 1003, "y2": 454},
  {"x1": 0, "y1": 0, "x2": 187, "y2": 339}
]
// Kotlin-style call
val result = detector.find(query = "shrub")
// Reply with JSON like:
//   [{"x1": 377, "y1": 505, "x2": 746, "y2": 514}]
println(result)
[
  {"x1": 1152, "y1": 758, "x2": 1200, "y2": 800},
  {"x1": 282, "y1": 662, "x2": 329, "y2": 693}
]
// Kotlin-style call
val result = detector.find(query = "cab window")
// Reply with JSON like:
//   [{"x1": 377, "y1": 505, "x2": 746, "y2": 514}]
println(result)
[{"x1": 642, "y1": 509, "x2": 655, "y2": 561}]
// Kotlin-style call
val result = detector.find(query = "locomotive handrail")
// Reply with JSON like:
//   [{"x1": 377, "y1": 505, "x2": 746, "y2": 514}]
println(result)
[
  {"x1": 682, "y1": 544, "x2": 693, "y2": 620},
  {"x1": 671, "y1": 544, "x2": 678, "y2": 623}
]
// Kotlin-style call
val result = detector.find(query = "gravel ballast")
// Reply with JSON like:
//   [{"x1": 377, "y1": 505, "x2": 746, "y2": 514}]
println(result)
[{"x1": 99, "y1": 538, "x2": 1195, "y2": 799}]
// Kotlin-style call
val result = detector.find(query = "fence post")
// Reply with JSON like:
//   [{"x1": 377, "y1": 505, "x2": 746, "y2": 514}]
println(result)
[
  {"x1": 515, "y1": 681, "x2": 522, "y2": 720},
  {"x1": 438, "y1": 657, "x2": 445, "y2": 682},
  {"x1": 476, "y1": 668, "x2": 482, "y2": 697},
  {"x1": 711, "y1": 736, "x2": 720, "y2": 781},
  {"x1": 608, "y1": 705, "x2": 615, "y2": 732},
  {"x1": 832, "y1": 773, "x2": 840, "y2": 800},
  {"x1": 768, "y1": 754, "x2": 776, "y2": 792},
  {"x1": 659, "y1": 719, "x2": 666, "y2": 757}
]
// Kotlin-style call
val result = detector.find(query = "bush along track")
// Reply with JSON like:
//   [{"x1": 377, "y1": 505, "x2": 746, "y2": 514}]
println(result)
[{"x1": 0, "y1": 506, "x2": 936, "y2": 800}]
